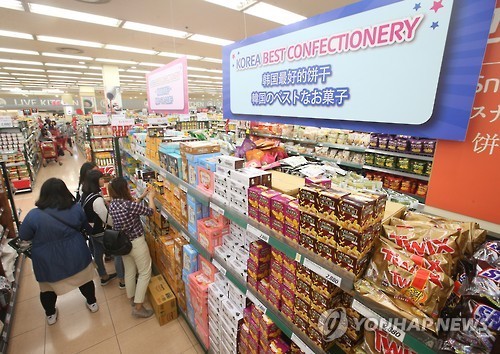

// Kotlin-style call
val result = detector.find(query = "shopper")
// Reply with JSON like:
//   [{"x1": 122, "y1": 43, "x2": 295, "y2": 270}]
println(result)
[
  {"x1": 81, "y1": 170, "x2": 125, "y2": 288},
  {"x1": 39, "y1": 127, "x2": 52, "y2": 141},
  {"x1": 19, "y1": 178, "x2": 99, "y2": 325},
  {"x1": 61, "y1": 122, "x2": 75, "y2": 147},
  {"x1": 107, "y1": 177, "x2": 155, "y2": 318},
  {"x1": 76, "y1": 162, "x2": 98, "y2": 202}
]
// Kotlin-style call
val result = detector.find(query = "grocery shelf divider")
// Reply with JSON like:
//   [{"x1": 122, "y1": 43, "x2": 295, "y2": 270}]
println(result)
[
  {"x1": 365, "y1": 148, "x2": 434, "y2": 162},
  {"x1": 362, "y1": 165, "x2": 430, "y2": 181}
]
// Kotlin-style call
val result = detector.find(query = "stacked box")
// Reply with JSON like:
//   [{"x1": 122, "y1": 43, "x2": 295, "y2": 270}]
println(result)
[
  {"x1": 197, "y1": 217, "x2": 230, "y2": 254},
  {"x1": 188, "y1": 271, "x2": 213, "y2": 346},
  {"x1": 247, "y1": 241, "x2": 271, "y2": 289},
  {"x1": 248, "y1": 186, "x2": 268, "y2": 223},
  {"x1": 187, "y1": 193, "x2": 210, "y2": 235},
  {"x1": 197, "y1": 155, "x2": 220, "y2": 195}
]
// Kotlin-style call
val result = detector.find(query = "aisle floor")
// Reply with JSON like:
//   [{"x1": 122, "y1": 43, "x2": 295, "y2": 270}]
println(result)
[{"x1": 9, "y1": 146, "x2": 203, "y2": 354}]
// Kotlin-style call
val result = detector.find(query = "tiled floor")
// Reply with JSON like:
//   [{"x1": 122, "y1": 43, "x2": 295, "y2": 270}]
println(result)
[{"x1": 8, "y1": 146, "x2": 203, "y2": 354}]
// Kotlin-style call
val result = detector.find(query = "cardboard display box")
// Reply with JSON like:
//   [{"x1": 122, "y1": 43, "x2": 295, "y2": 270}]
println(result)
[
  {"x1": 271, "y1": 171, "x2": 305, "y2": 196},
  {"x1": 147, "y1": 274, "x2": 178, "y2": 326}
]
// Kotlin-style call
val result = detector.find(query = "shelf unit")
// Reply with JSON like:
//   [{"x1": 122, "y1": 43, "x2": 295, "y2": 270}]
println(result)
[
  {"x1": 88, "y1": 124, "x2": 116, "y2": 173},
  {"x1": 0, "y1": 161, "x2": 23, "y2": 354},
  {"x1": 252, "y1": 131, "x2": 433, "y2": 201},
  {"x1": 120, "y1": 146, "x2": 440, "y2": 354}
]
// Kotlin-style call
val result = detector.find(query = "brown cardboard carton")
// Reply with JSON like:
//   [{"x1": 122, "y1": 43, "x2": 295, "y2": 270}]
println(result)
[{"x1": 147, "y1": 274, "x2": 178, "y2": 326}]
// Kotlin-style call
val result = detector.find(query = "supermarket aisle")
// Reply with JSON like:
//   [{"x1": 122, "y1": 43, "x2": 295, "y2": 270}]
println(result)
[{"x1": 8, "y1": 146, "x2": 202, "y2": 354}]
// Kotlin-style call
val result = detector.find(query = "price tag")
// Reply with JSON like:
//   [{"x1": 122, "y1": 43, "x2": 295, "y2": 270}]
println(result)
[
  {"x1": 303, "y1": 258, "x2": 342, "y2": 287},
  {"x1": 291, "y1": 334, "x2": 315, "y2": 354},
  {"x1": 210, "y1": 202, "x2": 225, "y2": 216},
  {"x1": 92, "y1": 114, "x2": 109, "y2": 125},
  {"x1": 179, "y1": 114, "x2": 191, "y2": 122},
  {"x1": 196, "y1": 112, "x2": 208, "y2": 121},
  {"x1": 246, "y1": 290, "x2": 266, "y2": 314},
  {"x1": 0, "y1": 116, "x2": 13, "y2": 128},
  {"x1": 111, "y1": 115, "x2": 134, "y2": 126},
  {"x1": 212, "y1": 259, "x2": 227, "y2": 276},
  {"x1": 352, "y1": 299, "x2": 406, "y2": 341},
  {"x1": 147, "y1": 117, "x2": 169, "y2": 125},
  {"x1": 246, "y1": 224, "x2": 270, "y2": 243},
  {"x1": 160, "y1": 210, "x2": 168, "y2": 220},
  {"x1": 179, "y1": 184, "x2": 188, "y2": 193},
  {"x1": 181, "y1": 231, "x2": 190, "y2": 242}
]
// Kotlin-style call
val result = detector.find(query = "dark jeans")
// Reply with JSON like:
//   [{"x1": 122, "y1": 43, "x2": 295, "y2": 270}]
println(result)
[{"x1": 40, "y1": 280, "x2": 96, "y2": 316}]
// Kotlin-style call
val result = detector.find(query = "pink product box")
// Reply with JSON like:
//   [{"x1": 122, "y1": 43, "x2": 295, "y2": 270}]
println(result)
[
  {"x1": 197, "y1": 166, "x2": 215, "y2": 194},
  {"x1": 270, "y1": 194, "x2": 296, "y2": 222},
  {"x1": 268, "y1": 274, "x2": 282, "y2": 297},
  {"x1": 283, "y1": 269, "x2": 297, "y2": 291},
  {"x1": 305, "y1": 176, "x2": 332, "y2": 189},
  {"x1": 284, "y1": 224, "x2": 299, "y2": 243},
  {"x1": 249, "y1": 240, "x2": 271, "y2": 261},
  {"x1": 284, "y1": 200, "x2": 301, "y2": 229},
  {"x1": 257, "y1": 279, "x2": 270, "y2": 298},
  {"x1": 267, "y1": 290, "x2": 281, "y2": 311},
  {"x1": 248, "y1": 206, "x2": 260, "y2": 223},
  {"x1": 259, "y1": 214, "x2": 271, "y2": 228},
  {"x1": 248, "y1": 185, "x2": 269, "y2": 210},
  {"x1": 258, "y1": 190, "x2": 282, "y2": 217},
  {"x1": 270, "y1": 260, "x2": 283, "y2": 277},
  {"x1": 199, "y1": 255, "x2": 218, "y2": 282},
  {"x1": 281, "y1": 284, "x2": 296, "y2": 308},
  {"x1": 270, "y1": 217, "x2": 284, "y2": 235},
  {"x1": 247, "y1": 258, "x2": 270, "y2": 280}
]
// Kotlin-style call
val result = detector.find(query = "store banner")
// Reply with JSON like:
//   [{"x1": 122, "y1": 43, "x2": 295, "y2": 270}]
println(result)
[
  {"x1": 223, "y1": 0, "x2": 497, "y2": 141},
  {"x1": 426, "y1": 4, "x2": 500, "y2": 224},
  {"x1": 146, "y1": 57, "x2": 188, "y2": 114}
]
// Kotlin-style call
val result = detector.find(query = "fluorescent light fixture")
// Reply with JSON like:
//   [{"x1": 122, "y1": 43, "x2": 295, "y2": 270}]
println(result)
[
  {"x1": 42, "y1": 52, "x2": 92, "y2": 60},
  {"x1": 122, "y1": 21, "x2": 190, "y2": 38},
  {"x1": 13, "y1": 73, "x2": 47, "y2": 77},
  {"x1": 37, "y1": 35, "x2": 104, "y2": 48},
  {"x1": 119, "y1": 75, "x2": 143, "y2": 79},
  {"x1": 79, "y1": 77, "x2": 102, "y2": 81},
  {"x1": 28, "y1": 3, "x2": 122, "y2": 27},
  {"x1": 3, "y1": 66, "x2": 45, "y2": 72},
  {"x1": 127, "y1": 69, "x2": 150, "y2": 74},
  {"x1": 49, "y1": 79, "x2": 77, "y2": 82},
  {"x1": 0, "y1": 0, "x2": 23, "y2": 11},
  {"x1": 46, "y1": 70, "x2": 83, "y2": 75},
  {"x1": 188, "y1": 74, "x2": 222, "y2": 80},
  {"x1": 88, "y1": 66, "x2": 103, "y2": 70},
  {"x1": 105, "y1": 44, "x2": 158, "y2": 55},
  {"x1": 48, "y1": 75, "x2": 80, "y2": 79},
  {"x1": 83, "y1": 72, "x2": 102, "y2": 76},
  {"x1": 188, "y1": 34, "x2": 233, "y2": 46},
  {"x1": 203, "y1": 0, "x2": 256, "y2": 11},
  {"x1": 139, "y1": 62, "x2": 164, "y2": 68},
  {"x1": 120, "y1": 79, "x2": 136, "y2": 82},
  {"x1": 96, "y1": 58, "x2": 137, "y2": 65},
  {"x1": 0, "y1": 30, "x2": 33, "y2": 40},
  {"x1": 0, "y1": 58, "x2": 43, "y2": 65},
  {"x1": 202, "y1": 57, "x2": 223, "y2": 64},
  {"x1": 0, "y1": 48, "x2": 38, "y2": 55},
  {"x1": 244, "y1": 2, "x2": 306, "y2": 25},
  {"x1": 19, "y1": 78, "x2": 47, "y2": 81},
  {"x1": 158, "y1": 52, "x2": 202, "y2": 60},
  {"x1": 45, "y1": 63, "x2": 87, "y2": 69}
]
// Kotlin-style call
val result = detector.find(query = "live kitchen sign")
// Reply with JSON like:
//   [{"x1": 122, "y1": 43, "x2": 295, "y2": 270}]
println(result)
[
  {"x1": 223, "y1": 0, "x2": 497, "y2": 141},
  {"x1": 0, "y1": 97, "x2": 80, "y2": 109}
]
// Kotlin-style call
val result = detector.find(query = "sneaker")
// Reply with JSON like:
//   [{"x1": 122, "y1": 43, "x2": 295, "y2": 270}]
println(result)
[
  {"x1": 86, "y1": 302, "x2": 99, "y2": 313},
  {"x1": 100, "y1": 273, "x2": 117, "y2": 286},
  {"x1": 47, "y1": 308, "x2": 58, "y2": 325},
  {"x1": 119, "y1": 282, "x2": 126, "y2": 289},
  {"x1": 132, "y1": 307, "x2": 154, "y2": 318}
]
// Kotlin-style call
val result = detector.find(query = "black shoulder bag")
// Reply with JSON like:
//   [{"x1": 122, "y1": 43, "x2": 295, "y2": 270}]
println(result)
[{"x1": 102, "y1": 212, "x2": 132, "y2": 256}]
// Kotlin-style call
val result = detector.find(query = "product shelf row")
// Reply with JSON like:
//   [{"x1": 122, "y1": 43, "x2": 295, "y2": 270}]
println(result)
[{"x1": 120, "y1": 146, "x2": 440, "y2": 354}]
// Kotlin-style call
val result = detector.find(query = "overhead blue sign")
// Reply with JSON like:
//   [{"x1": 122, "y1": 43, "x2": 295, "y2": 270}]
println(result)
[{"x1": 222, "y1": 0, "x2": 496, "y2": 141}]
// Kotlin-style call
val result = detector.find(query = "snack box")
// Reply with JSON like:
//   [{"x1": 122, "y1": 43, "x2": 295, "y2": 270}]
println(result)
[
  {"x1": 285, "y1": 200, "x2": 301, "y2": 230},
  {"x1": 305, "y1": 176, "x2": 332, "y2": 189},
  {"x1": 337, "y1": 193, "x2": 376, "y2": 232},
  {"x1": 197, "y1": 165, "x2": 215, "y2": 194},
  {"x1": 180, "y1": 141, "x2": 220, "y2": 154},
  {"x1": 298, "y1": 186, "x2": 322, "y2": 213},
  {"x1": 270, "y1": 194, "x2": 296, "y2": 222},
  {"x1": 166, "y1": 152, "x2": 182, "y2": 179},
  {"x1": 187, "y1": 194, "x2": 209, "y2": 235},
  {"x1": 335, "y1": 249, "x2": 371, "y2": 277},
  {"x1": 258, "y1": 190, "x2": 282, "y2": 217},
  {"x1": 317, "y1": 188, "x2": 350, "y2": 222},
  {"x1": 183, "y1": 244, "x2": 198, "y2": 273},
  {"x1": 336, "y1": 225, "x2": 377, "y2": 256},
  {"x1": 248, "y1": 185, "x2": 269, "y2": 210},
  {"x1": 299, "y1": 210, "x2": 319, "y2": 237},
  {"x1": 217, "y1": 155, "x2": 245, "y2": 170},
  {"x1": 231, "y1": 168, "x2": 265, "y2": 187},
  {"x1": 316, "y1": 217, "x2": 338, "y2": 247}
]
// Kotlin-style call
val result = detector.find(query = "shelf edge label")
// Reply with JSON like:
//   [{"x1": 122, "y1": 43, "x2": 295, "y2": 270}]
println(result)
[
  {"x1": 179, "y1": 184, "x2": 188, "y2": 193},
  {"x1": 246, "y1": 224, "x2": 270, "y2": 243},
  {"x1": 246, "y1": 290, "x2": 266, "y2": 314},
  {"x1": 180, "y1": 231, "x2": 190, "y2": 242},
  {"x1": 303, "y1": 258, "x2": 342, "y2": 287},
  {"x1": 352, "y1": 299, "x2": 406, "y2": 341},
  {"x1": 291, "y1": 334, "x2": 315, "y2": 354},
  {"x1": 210, "y1": 202, "x2": 225, "y2": 216}
]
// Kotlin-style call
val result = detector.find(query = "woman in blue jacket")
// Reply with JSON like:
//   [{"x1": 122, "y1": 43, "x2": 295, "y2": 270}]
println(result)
[{"x1": 19, "y1": 178, "x2": 98, "y2": 325}]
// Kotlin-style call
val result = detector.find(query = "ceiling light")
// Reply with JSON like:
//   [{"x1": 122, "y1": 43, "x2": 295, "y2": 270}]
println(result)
[
  {"x1": 188, "y1": 34, "x2": 233, "y2": 46},
  {"x1": 28, "y1": 3, "x2": 122, "y2": 27},
  {"x1": 119, "y1": 75, "x2": 143, "y2": 79},
  {"x1": 45, "y1": 63, "x2": 87, "y2": 69},
  {"x1": 79, "y1": 61, "x2": 85, "y2": 64},
  {"x1": 0, "y1": 48, "x2": 39, "y2": 55},
  {"x1": 0, "y1": 58, "x2": 43, "y2": 65},
  {"x1": 88, "y1": 66, "x2": 102, "y2": 70},
  {"x1": 105, "y1": 45, "x2": 158, "y2": 55},
  {"x1": 83, "y1": 72, "x2": 102, "y2": 76},
  {"x1": 122, "y1": 21, "x2": 190, "y2": 38},
  {"x1": 127, "y1": 69, "x2": 150, "y2": 74},
  {"x1": 203, "y1": 0, "x2": 256, "y2": 11},
  {"x1": 0, "y1": 1, "x2": 23, "y2": 11},
  {"x1": 41, "y1": 52, "x2": 92, "y2": 60},
  {"x1": 139, "y1": 62, "x2": 164, "y2": 68},
  {"x1": 3, "y1": 66, "x2": 45, "y2": 72},
  {"x1": 244, "y1": 2, "x2": 306, "y2": 25},
  {"x1": 46, "y1": 70, "x2": 83, "y2": 74},
  {"x1": 14, "y1": 73, "x2": 46, "y2": 77},
  {"x1": 79, "y1": 77, "x2": 102, "y2": 81},
  {"x1": 158, "y1": 52, "x2": 202, "y2": 60},
  {"x1": 48, "y1": 75, "x2": 80, "y2": 79},
  {"x1": 202, "y1": 57, "x2": 223, "y2": 63},
  {"x1": 188, "y1": 74, "x2": 222, "y2": 80},
  {"x1": 37, "y1": 36, "x2": 104, "y2": 48},
  {"x1": 96, "y1": 58, "x2": 137, "y2": 65}
]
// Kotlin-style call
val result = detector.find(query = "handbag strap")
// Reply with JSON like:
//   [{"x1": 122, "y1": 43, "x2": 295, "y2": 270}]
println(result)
[
  {"x1": 81, "y1": 193, "x2": 101, "y2": 209},
  {"x1": 41, "y1": 209, "x2": 82, "y2": 233}
]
